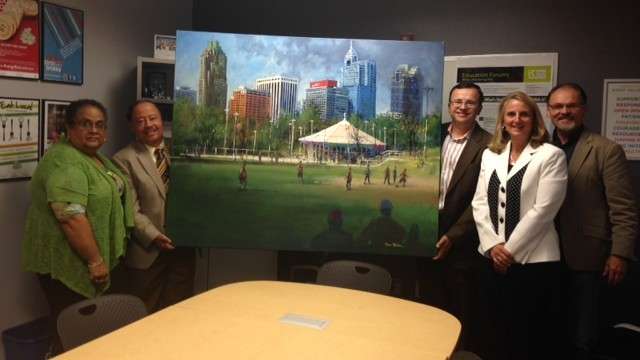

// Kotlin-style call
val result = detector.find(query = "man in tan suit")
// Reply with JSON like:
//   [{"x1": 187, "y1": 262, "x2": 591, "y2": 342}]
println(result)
[
  {"x1": 113, "y1": 100, "x2": 195, "y2": 312},
  {"x1": 549, "y1": 83, "x2": 638, "y2": 359},
  {"x1": 423, "y1": 82, "x2": 493, "y2": 356}
]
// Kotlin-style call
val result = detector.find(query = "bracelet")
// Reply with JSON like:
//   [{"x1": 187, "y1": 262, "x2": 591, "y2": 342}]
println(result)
[{"x1": 87, "y1": 256, "x2": 104, "y2": 269}]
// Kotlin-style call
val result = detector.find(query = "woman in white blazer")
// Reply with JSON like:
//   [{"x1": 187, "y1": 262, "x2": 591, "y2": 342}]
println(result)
[{"x1": 472, "y1": 91, "x2": 567, "y2": 360}]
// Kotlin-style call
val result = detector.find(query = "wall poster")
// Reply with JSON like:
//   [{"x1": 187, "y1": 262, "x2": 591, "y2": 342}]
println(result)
[
  {"x1": 0, "y1": 97, "x2": 39, "y2": 181},
  {"x1": 0, "y1": 0, "x2": 40, "y2": 79},
  {"x1": 154, "y1": 34, "x2": 175, "y2": 60},
  {"x1": 443, "y1": 53, "x2": 558, "y2": 133},
  {"x1": 41, "y1": 2, "x2": 83, "y2": 84},
  {"x1": 168, "y1": 30, "x2": 444, "y2": 256},
  {"x1": 41, "y1": 99, "x2": 69, "y2": 155},
  {"x1": 602, "y1": 79, "x2": 640, "y2": 161}
]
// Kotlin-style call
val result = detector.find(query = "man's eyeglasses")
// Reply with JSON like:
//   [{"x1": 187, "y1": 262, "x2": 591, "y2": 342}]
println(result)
[
  {"x1": 548, "y1": 103, "x2": 583, "y2": 112},
  {"x1": 450, "y1": 100, "x2": 478, "y2": 109},
  {"x1": 75, "y1": 121, "x2": 107, "y2": 131}
]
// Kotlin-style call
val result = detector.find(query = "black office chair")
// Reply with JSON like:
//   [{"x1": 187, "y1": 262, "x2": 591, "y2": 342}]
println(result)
[
  {"x1": 595, "y1": 322, "x2": 639, "y2": 360},
  {"x1": 289, "y1": 264, "x2": 320, "y2": 283},
  {"x1": 57, "y1": 294, "x2": 147, "y2": 351},
  {"x1": 450, "y1": 350, "x2": 483, "y2": 360},
  {"x1": 316, "y1": 260, "x2": 392, "y2": 294}
]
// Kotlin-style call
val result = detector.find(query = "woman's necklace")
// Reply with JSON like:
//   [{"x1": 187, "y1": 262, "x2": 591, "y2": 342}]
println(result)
[{"x1": 509, "y1": 150, "x2": 520, "y2": 165}]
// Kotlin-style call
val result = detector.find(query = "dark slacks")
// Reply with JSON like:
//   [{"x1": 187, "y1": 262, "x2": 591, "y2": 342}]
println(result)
[
  {"x1": 127, "y1": 247, "x2": 196, "y2": 313},
  {"x1": 566, "y1": 270, "x2": 603, "y2": 360},
  {"x1": 493, "y1": 261, "x2": 563, "y2": 360},
  {"x1": 419, "y1": 255, "x2": 499, "y2": 359}
]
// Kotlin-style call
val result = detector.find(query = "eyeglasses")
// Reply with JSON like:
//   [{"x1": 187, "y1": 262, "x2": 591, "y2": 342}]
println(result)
[
  {"x1": 548, "y1": 103, "x2": 583, "y2": 112},
  {"x1": 450, "y1": 100, "x2": 478, "y2": 109},
  {"x1": 75, "y1": 120, "x2": 107, "y2": 131}
]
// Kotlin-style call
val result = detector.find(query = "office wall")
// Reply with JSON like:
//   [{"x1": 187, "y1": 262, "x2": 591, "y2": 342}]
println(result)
[
  {"x1": 192, "y1": 0, "x2": 640, "y2": 184},
  {"x1": 0, "y1": 1, "x2": 191, "y2": 357}
]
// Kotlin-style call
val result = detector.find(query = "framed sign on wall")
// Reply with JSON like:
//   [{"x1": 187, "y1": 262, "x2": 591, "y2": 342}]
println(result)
[
  {"x1": 40, "y1": 2, "x2": 83, "y2": 84},
  {"x1": 0, "y1": 0, "x2": 40, "y2": 79},
  {"x1": 41, "y1": 99, "x2": 70, "y2": 156},
  {"x1": 154, "y1": 34, "x2": 175, "y2": 60},
  {"x1": 0, "y1": 97, "x2": 40, "y2": 181},
  {"x1": 602, "y1": 79, "x2": 640, "y2": 161}
]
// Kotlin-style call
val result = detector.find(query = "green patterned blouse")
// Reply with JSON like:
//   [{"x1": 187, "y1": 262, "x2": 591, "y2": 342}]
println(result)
[{"x1": 22, "y1": 137, "x2": 134, "y2": 298}]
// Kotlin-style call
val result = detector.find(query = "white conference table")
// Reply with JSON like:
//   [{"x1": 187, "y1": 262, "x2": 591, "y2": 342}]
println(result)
[{"x1": 56, "y1": 281, "x2": 461, "y2": 359}]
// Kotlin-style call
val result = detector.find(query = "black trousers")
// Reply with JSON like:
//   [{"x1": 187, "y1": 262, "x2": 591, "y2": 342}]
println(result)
[
  {"x1": 419, "y1": 255, "x2": 499, "y2": 359},
  {"x1": 126, "y1": 247, "x2": 196, "y2": 313},
  {"x1": 493, "y1": 261, "x2": 564, "y2": 360}
]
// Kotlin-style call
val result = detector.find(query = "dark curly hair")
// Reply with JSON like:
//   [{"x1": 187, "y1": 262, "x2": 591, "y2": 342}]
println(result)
[{"x1": 64, "y1": 99, "x2": 108, "y2": 128}]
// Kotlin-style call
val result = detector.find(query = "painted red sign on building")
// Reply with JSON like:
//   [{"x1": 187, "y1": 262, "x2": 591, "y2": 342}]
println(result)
[{"x1": 310, "y1": 80, "x2": 337, "y2": 89}]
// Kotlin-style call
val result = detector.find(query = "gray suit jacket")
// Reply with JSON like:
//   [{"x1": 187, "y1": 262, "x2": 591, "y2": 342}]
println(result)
[
  {"x1": 556, "y1": 129, "x2": 638, "y2": 271},
  {"x1": 113, "y1": 141, "x2": 168, "y2": 269}
]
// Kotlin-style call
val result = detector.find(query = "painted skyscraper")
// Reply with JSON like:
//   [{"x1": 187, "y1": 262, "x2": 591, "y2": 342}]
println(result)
[
  {"x1": 304, "y1": 80, "x2": 349, "y2": 121},
  {"x1": 256, "y1": 75, "x2": 299, "y2": 121},
  {"x1": 340, "y1": 41, "x2": 376, "y2": 120},
  {"x1": 390, "y1": 64, "x2": 423, "y2": 120},
  {"x1": 228, "y1": 86, "x2": 271, "y2": 128},
  {"x1": 198, "y1": 41, "x2": 228, "y2": 108}
]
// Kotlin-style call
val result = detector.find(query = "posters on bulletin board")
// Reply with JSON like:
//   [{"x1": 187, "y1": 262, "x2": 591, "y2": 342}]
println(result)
[
  {"x1": 602, "y1": 79, "x2": 640, "y2": 161},
  {"x1": 0, "y1": 0, "x2": 40, "y2": 79},
  {"x1": 41, "y1": 1, "x2": 83, "y2": 84},
  {"x1": 443, "y1": 53, "x2": 558, "y2": 134}
]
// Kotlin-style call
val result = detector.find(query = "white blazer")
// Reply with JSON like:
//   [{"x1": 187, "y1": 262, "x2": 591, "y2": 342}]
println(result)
[{"x1": 472, "y1": 141, "x2": 568, "y2": 264}]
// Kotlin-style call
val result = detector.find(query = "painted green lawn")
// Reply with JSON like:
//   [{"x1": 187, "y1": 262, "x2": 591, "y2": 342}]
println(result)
[{"x1": 167, "y1": 156, "x2": 439, "y2": 256}]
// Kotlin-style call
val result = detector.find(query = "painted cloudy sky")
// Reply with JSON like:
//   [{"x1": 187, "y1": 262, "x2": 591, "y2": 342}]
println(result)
[{"x1": 175, "y1": 30, "x2": 444, "y2": 115}]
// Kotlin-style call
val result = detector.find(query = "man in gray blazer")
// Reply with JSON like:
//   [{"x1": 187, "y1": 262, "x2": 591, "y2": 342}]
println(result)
[
  {"x1": 113, "y1": 100, "x2": 195, "y2": 312},
  {"x1": 424, "y1": 82, "x2": 493, "y2": 356},
  {"x1": 549, "y1": 83, "x2": 638, "y2": 359}
]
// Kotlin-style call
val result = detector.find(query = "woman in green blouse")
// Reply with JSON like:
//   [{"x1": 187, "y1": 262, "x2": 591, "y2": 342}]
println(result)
[{"x1": 22, "y1": 99, "x2": 134, "y2": 354}]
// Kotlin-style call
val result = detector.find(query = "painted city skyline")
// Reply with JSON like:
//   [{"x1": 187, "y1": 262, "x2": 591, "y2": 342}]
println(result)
[
  {"x1": 175, "y1": 31, "x2": 444, "y2": 117},
  {"x1": 169, "y1": 31, "x2": 444, "y2": 256}
]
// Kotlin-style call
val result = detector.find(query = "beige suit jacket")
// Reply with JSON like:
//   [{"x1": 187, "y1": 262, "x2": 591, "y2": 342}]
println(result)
[
  {"x1": 556, "y1": 129, "x2": 638, "y2": 271},
  {"x1": 113, "y1": 141, "x2": 168, "y2": 269}
]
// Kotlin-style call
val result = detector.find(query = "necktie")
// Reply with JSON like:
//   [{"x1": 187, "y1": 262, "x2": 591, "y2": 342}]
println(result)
[{"x1": 155, "y1": 148, "x2": 169, "y2": 190}]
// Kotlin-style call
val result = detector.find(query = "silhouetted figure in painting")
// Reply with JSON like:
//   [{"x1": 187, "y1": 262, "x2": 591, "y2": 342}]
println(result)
[
  {"x1": 310, "y1": 209, "x2": 353, "y2": 250},
  {"x1": 358, "y1": 199, "x2": 406, "y2": 248}
]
